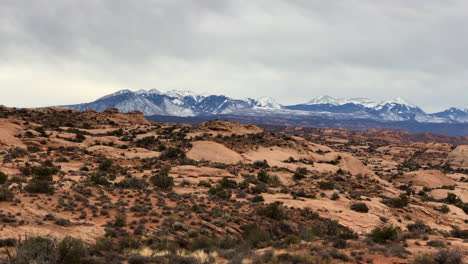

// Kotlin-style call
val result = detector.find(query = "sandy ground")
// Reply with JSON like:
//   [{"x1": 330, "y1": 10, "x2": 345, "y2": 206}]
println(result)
[
  {"x1": 187, "y1": 141, "x2": 244, "y2": 164},
  {"x1": 396, "y1": 170, "x2": 454, "y2": 188},
  {"x1": 446, "y1": 145, "x2": 468, "y2": 168},
  {"x1": 0, "y1": 119, "x2": 26, "y2": 149}
]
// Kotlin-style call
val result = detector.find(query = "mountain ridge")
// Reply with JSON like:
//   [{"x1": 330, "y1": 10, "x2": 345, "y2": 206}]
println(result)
[{"x1": 60, "y1": 89, "x2": 468, "y2": 125}]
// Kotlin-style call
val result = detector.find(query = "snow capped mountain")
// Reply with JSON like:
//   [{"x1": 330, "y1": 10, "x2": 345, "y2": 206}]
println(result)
[
  {"x1": 250, "y1": 97, "x2": 283, "y2": 109},
  {"x1": 60, "y1": 90, "x2": 467, "y2": 124},
  {"x1": 431, "y1": 107, "x2": 468, "y2": 123},
  {"x1": 306, "y1": 95, "x2": 378, "y2": 108},
  {"x1": 135, "y1": 88, "x2": 161, "y2": 95},
  {"x1": 62, "y1": 89, "x2": 275, "y2": 117}
]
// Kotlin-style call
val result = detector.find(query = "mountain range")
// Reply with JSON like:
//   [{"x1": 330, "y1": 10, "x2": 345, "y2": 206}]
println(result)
[{"x1": 62, "y1": 89, "x2": 468, "y2": 125}]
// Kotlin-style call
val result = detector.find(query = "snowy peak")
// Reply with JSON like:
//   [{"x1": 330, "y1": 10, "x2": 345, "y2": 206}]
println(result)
[
  {"x1": 61, "y1": 90, "x2": 468, "y2": 124},
  {"x1": 252, "y1": 97, "x2": 283, "y2": 109},
  {"x1": 306, "y1": 95, "x2": 338, "y2": 105},
  {"x1": 135, "y1": 88, "x2": 161, "y2": 95},
  {"x1": 98, "y1": 89, "x2": 133, "y2": 100},
  {"x1": 378, "y1": 97, "x2": 417, "y2": 108},
  {"x1": 166, "y1": 90, "x2": 203, "y2": 98},
  {"x1": 306, "y1": 95, "x2": 377, "y2": 108}
]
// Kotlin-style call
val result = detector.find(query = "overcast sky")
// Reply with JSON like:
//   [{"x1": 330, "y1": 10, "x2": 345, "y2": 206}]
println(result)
[{"x1": 1, "y1": 0, "x2": 467, "y2": 112}]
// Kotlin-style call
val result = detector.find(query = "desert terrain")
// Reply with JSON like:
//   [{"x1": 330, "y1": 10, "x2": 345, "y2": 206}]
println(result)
[{"x1": 0, "y1": 106, "x2": 466, "y2": 264}]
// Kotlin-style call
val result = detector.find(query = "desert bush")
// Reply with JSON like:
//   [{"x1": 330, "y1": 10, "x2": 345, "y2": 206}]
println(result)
[
  {"x1": 57, "y1": 236, "x2": 88, "y2": 264},
  {"x1": 300, "y1": 208, "x2": 319, "y2": 219},
  {"x1": 433, "y1": 248, "x2": 465, "y2": 264},
  {"x1": 0, "y1": 187, "x2": 14, "y2": 201},
  {"x1": 350, "y1": 202, "x2": 369, "y2": 213},
  {"x1": 369, "y1": 225, "x2": 400, "y2": 243},
  {"x1": 242, "y1": 223, "x2": 271, "y2": 248},
  {"x1": 159, "y1": 148, "x2": 185, "y2": 160},
  {"x1": 330, "y1": 193, "x2": 340, "y2": 200},
  {"x1": 413, "y1": 248, "x2": 466, "y2": 264},
  {"x1": 383, "y1": 193, "x2": 409, "y2": 208},
  {"x1": 253, "y1": 160, "x2": 269, "y2": 169},
  {"x1": 11, "y1": 236, "x2": 88, "y2": 264},
  {"x1": 8, "y1": 147, "x2": 28, "y2": 159},
  {"x1": 0, "y1": 171, "x2": 8, "y2": 184},
  {"x1": 219, "y1": 177, "x2": 238, "y2": 189},
  {"x1": 12, "y1": 236, "x2": 58, "y2": 264},
  {"x1": 113, "y1": 211, "x2": 127, "y2": 227},
  {"x1": 257, "y1": 171, "x2": 270, "y2": 183},
  {"x1": 89, "y1": 173, "x2": 113, "y2": 186},
  {"x1": 407, "y1": 220, "x2": 431, "y2": 234},
  {"x1": 318, "y1": 181, "x2": 334, "y2": 190},
  {"x1": 257, "y1": 202, "x2": 287, "y2": 220},
  {"x1": 115, "y1": 177, "x2": 148, "y2": 190},
  {"x1": 188, "y1": 235, "x2": 216, "y2": 250},
  {"x1": 150, "y1": 173, "x2": 174, "y2": 191},
  {"x1": 25, "y1": 179, "x2": 54, "y2": 194},
  {"x1": 208, "y1": 185, "x2": 232, "y2": 200},
  {"x1": 438, "y1": 204, "x2": 450, "y2": 214},
  {"x1": 426, "y1": 240, "x2": 446, "y2": 248},
  {"x1": 251, "y1": 194, "x2": 265, "y2": 202},
  {"x1": 198, "y1": 180, "x2": 212, "y2": 188},
  {"x1": 55, "y1": 218, "x2": 71, "y2": 226},
  {"x1": 98, "y1": 158, "x2": 113, "y2": 172},
  {"x1": 135, "y1": 136, "x2": 159, "y2": 148},
  {"x1": 450, "y1": 227, "x2": 468, "y2": 239},
  {"x1": 412, "y1": 253, "x2": 436, "y2": 264},
  {"x1": 0, "y1": 238, "x2": 17, "y2": 247}
]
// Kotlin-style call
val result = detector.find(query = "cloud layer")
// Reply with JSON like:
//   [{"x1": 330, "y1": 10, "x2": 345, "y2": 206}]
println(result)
[{"x1": 1, "y1": 0, "x2": 467, "y2": 112}]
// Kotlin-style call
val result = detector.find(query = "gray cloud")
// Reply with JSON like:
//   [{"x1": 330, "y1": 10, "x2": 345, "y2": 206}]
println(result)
[{"x1": 0, "y1": 0, "x2": 467, "y2": 112}]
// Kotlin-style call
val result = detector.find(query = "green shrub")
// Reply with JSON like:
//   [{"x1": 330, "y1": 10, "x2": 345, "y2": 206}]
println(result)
[
  {"x1": 150, "y1": 173, "x2": 174, "y2": 191},
  {"x1": 0, "y1": 187, "x2": 14, "y2": 201},
  {"x1": 257, "y1": 171, "x2": 270, "y2": 183},
  {"x1": 257, "y1": 202, "x2": 287, "y2": 220},
  {"x1": 25, "y1": 179, "x2": 54, "y2": 194},
  {"x1": 219, "y1": 177, "x2": 238, "y2": 189},
  {"x1": 242, "y1": 223, "x2": 271, "y2": 248},
  {"x1": 159, "y1": 148, "x2": 186, "y2": 160},
  {"x1": 0, "y1": 171, "x2": 7, "y2": 184},
  {"x1": 55, "y1": 218, "x2": 71, "y2": 226},
  {"x1": 11, "y1": 236, "x2": 88, "y2": 264},
  {"x1": 318, "y1": 181, "x2": 334, "y2": 190},
  {"x1": 426, "y1": 240, "x2": 446, "y2": 248},
  {"x1": 8, "y1": 147, "x2": 28, "y2": 159},
  {"x1": 208, "y1": 185, "x2": 232, "y2": 199},
  {"x1": 113, "y1": 211, "x2": 127, "y2": 227},
  {"x1": 198, "y1": 180, "x2": 212, "y2": 188},
  {"x1": 407, "y1": 220, "x2": 431, "y2": 233},
  {"x1": 12, "y1": 237, "x2": 57, "y2": 264},
  {"x1": 98, "y1": 159, "x2": 113, "y2": 172},
  {"x1": 383, "y1": 193, "x2": 409, "y2": 208},
  {"x1": 115, "y1": 177, "x2": 148, "y2": 189},
  {"x1": 350, "y1": 202, "x2": 369, "y2": 213},
  {"x1": 433, "y1": 248, "x2": 464, "y2": 264},
  {"x1": 135, "y1": 136, "x2": 159, "y2": 148},
  {"x1": 32, "y1": 166, "x2": 59, "y2": 181},
  {"x1": 57, "y1": 237, "x2": 87, "y2": 264},
  {"x1": 412, "y1": 253, "x2": 436, "y2": 264},
  {"x1": 89, "y1": 173, "x2": 112, "y2": 186},
  {"x1": 369, "y1": 225, "x2": 400, "y2": 243},
  {"x1": 189, "y1": 235, "x2": 215, "y2": 250}
]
